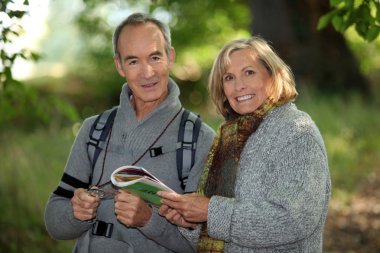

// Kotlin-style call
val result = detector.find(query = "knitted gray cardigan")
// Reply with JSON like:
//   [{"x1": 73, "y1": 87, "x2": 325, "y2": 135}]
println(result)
[
  {"x1": 182, "y1": 103, "x2": 330, "y2": 253},
  {"x1": 44, "y1": 80, "x2": 215, "y2": 253}
]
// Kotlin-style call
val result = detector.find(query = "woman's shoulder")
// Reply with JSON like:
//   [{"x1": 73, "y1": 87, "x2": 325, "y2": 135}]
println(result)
[
  {"x1": 242, "y1": 103, "x2": 326, "y2": 161},
  {"x1": 267, "y1": 102, "x2": 314, "y2": 126},
  {"x1": 259, "y1": 102, "x2": 322, "y2": 141}
]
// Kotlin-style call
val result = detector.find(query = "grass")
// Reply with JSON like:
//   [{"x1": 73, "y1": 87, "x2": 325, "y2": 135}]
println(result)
[
  {"x1": 297, "y1": 91, "x2": 380, "y2": 201},
  {"x1": 0, "y1": 127, "x2": 76, "y2": 252},
  {"x1": 0, "y1": 92, "x2": 379, "y2": 252}
]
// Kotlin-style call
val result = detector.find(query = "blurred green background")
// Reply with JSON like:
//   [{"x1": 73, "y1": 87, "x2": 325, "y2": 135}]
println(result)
[{"x1": 1, "y1": 0, "x2": 380, "y2": 252}]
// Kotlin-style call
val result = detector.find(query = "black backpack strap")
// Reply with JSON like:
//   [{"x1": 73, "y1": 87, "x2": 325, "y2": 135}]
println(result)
[
  {"x1": 176, "y1": 109, "x2": 202, "y2": 190},
  {"x1": 87, "y1": 107, "x2": 118, "y2": 182}
]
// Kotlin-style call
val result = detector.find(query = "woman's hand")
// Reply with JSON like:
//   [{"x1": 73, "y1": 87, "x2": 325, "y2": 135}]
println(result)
[
  {"x1": 158, "y1": 205, "x2": 197, "y2": 229},
  {"x1": 157, "y1": 191, "x2": 209, "y2": 223}
]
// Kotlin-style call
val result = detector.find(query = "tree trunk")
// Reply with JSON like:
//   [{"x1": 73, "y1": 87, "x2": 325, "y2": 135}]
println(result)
[{"x1": 248, "y1": 0, "x2": 371, "y2": 96}]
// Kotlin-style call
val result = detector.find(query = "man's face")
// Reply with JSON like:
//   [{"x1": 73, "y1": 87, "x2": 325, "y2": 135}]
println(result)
[{"x1": 114, "y1": 23, "x2": 175, "y2": 111}]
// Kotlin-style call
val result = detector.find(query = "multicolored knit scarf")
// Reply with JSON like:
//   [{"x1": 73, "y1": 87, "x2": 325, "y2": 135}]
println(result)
[{"x1": 196, "y1": 100, "x2": 278, "y2": 252}]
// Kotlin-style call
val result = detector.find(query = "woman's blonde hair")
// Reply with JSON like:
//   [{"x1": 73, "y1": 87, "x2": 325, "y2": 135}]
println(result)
[{"x1": 209, "y1": 36, "x2": 298, "y2": 118}]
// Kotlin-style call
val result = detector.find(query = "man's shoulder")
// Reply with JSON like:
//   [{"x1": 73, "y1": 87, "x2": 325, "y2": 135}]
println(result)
[
  {"x1": 200, "y1": 121, "x2": 216, "y2": 138},
  {"x1": 80, "y1": 107, "x2": 118, "y2": 136},
  {"x1": 84, "y1": 106, "x2": 119, "y2": 125},
  {"x1": 184, "y1": 109, "x2": 216, "y2": 137}
]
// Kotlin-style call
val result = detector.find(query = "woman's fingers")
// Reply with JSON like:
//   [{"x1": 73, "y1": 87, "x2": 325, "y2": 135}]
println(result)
[{"x1": 157, "y1": 191, "x2": 182, "y2": 201}]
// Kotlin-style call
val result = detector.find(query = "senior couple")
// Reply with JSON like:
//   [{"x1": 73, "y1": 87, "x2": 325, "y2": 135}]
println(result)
[{"x1": 45, "y1": 12, "x2": 330, "y2": 253}]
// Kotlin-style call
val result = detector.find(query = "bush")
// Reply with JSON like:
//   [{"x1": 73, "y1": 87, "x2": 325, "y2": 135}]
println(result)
[{"x1": 0, "y1": 84, "x2": 79, "y2": 131}]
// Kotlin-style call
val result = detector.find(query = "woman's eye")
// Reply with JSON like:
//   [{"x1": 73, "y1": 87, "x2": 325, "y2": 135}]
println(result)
[
  {"x1": 246, "y1": 70, "x2": 255, "y2": 75},
  {"x1": 223, "y1": 75, "x2": 233, "y2": 81}
]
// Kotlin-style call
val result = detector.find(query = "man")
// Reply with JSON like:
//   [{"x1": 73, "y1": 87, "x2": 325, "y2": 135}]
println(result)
[{"x1": 44, "y1": 13, "x2": 215, "y2": 253}]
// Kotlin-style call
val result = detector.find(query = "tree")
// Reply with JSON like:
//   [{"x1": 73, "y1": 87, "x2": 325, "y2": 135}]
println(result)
[
  {"x1": 3, "y1": 0, "x2": 375, "y2": 126},
  {"x1": 249, "y1": 0, "x2": 371, "y2": 96},
  {"x1": 0, "y1": 0, "x2": 39, "y2": 89},
  {"x1": 0, "y1": 0, "x2": 79, "y2": 130},
  {"x1": 318, "y1": 0, "x2": 380, "y2": 42},
  {"x1": 72, "y1": 0, "x2": 375, "y2": 110}
]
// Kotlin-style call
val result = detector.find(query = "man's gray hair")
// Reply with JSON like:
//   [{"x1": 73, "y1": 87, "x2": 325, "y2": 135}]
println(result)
[{"x1": 113, "y1": 12, "x2": 172, "y2": 61}]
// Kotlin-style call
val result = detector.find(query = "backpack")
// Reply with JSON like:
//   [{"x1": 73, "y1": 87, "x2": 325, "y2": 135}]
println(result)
[{"x1": 86, "y1": 107, "x2": 202, "y2": 190}]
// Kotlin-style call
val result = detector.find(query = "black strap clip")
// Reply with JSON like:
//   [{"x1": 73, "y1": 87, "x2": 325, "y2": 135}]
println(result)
[
  {"x1": 92, "y1": 220, "x2": 113, "y2": 238},
  {"x1": 149, "y1": 147, "x2": 163, "y2": 157}
]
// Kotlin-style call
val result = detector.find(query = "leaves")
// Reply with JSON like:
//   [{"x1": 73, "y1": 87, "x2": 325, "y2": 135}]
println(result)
[
  {"x1": 318, "y1": 11, "x2": 335, "y2": 30},
  {"x1": 332, "y1": 13, "x2": 345, "y2": 31},
  {"x1": 319, "y1": 0, "x2": 380, "y2": 42},
  {"x1": 1, "y1": 3, "x2": 24, "y2": 88},
  {"x1": 8, "y1": 10, "x2": 27, "y2": 18},
  {"x1": 0, "y1": 0, "x2": 73, "y2": 129},
  {"x1": 366, "y1": 24, "x2": 380, "y2": 41}
]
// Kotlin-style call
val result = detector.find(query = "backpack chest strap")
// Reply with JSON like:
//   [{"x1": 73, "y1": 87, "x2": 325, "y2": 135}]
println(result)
[{"x1": 149, "y1": 140, "x2": 197, "y2": 158}]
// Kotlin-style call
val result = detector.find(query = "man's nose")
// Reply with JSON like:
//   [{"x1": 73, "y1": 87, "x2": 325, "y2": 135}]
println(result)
[{"x1": 141, "y1": 63, "x2": 154, "y2": 78}]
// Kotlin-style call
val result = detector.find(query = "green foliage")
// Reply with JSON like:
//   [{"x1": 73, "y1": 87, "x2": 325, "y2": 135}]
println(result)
[
  {"x1": 318, "y1": 0, "x2": 380, "y2": 42},
  {"x1": 0, "y1": 128, "x2": 76, "y2": 252},
  {"x1": 343, "y1": 25, "x2": 380, "y2": 80},
  {"x1": 0, "y1": 83, "x2": 80, "y2": 131},
  {"x1": 297, "y1": 89, "x2": 380, "y2": 196},
  {"x1": 0, "y1": 0, "x2": 40, "y2": 89},
  {"x1": 0, "y1": 0, "x2": 80, "y2": 129}
]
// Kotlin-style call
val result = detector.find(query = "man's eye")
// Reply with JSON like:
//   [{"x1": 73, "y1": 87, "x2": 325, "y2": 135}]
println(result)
[
  {"x1": 128, "y1": 60, "x2": 138, "y2": 65},
  {"x1": 151, "y1": 56, "x2": 161, "y2": 61}
]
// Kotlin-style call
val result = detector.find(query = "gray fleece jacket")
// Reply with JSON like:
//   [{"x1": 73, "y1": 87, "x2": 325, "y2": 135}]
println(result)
[
  {"x1": 181, "y1": 103, "x2": 330, "y2": 253},
  {"x1": 44, "y1": 79, "x2": 215, "y2": 253}
]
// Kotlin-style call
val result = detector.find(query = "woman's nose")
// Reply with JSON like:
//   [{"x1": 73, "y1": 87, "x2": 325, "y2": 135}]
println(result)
[{"x1": 234, "y1": 77, "x2": 246, "y2": 91}]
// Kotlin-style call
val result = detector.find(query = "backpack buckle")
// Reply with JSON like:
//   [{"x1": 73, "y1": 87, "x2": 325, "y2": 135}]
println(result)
[
  {"x1": 181, "y1": 141, "x2": 196, "y2": 150},
  {"x1": 87, "y1": 138, "x2": 100, "y2": 147},
  {"x1": 92, "y1": 220, "x2": 113, "y2": 238},
  {"x1": 149, "y1": 147, "x2": 163, "y2": 157}
]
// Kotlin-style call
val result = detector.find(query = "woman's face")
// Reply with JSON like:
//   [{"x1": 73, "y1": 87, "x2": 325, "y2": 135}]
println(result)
[{"x1": 222, "y1": 48, "x2": 272, "y2": 115}]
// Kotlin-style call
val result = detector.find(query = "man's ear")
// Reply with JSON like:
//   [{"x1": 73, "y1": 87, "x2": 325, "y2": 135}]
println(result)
[
  {"x1": 168, "y1": 47, "x2": 175, "y2": 68},
  {"x1": 114, "y1": 56, "x2": 125, "y2": 77}
]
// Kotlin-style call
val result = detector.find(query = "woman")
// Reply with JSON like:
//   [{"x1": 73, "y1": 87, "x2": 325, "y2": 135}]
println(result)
[{"x1": 158, "y1": 37, "x2": 331, "y2": 252}]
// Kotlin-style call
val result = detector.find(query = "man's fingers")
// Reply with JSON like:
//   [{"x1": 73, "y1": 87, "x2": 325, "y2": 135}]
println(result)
[
  {"x1": 71, "y1": 188, "x2": 100, "y2": 221},
  {"x1": 72, "y1": 195, "x2": 99, "y2": 209},
  {"x1": 74, "y1": 188, "x2": 99, "y2": 204},
  {"x1": 115, "y1": 189, "x2": 140, "y2": 202}
]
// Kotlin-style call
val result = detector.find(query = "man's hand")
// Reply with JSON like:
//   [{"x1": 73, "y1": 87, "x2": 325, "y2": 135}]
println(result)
[
  {"x1": 114, "y1": 190, "x2": 152, "y2": 227},
  {"x1": 157, "y1": 192, "x2": 209, "y2": 223},
  {"x1": 71, "y1": 188, "x2": 100, "y2": 221}
]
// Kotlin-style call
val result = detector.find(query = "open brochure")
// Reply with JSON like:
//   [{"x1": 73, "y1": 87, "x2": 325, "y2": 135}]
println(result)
[{"x1": 110, "y1": 165, "x2": 175, "y2": 207}]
